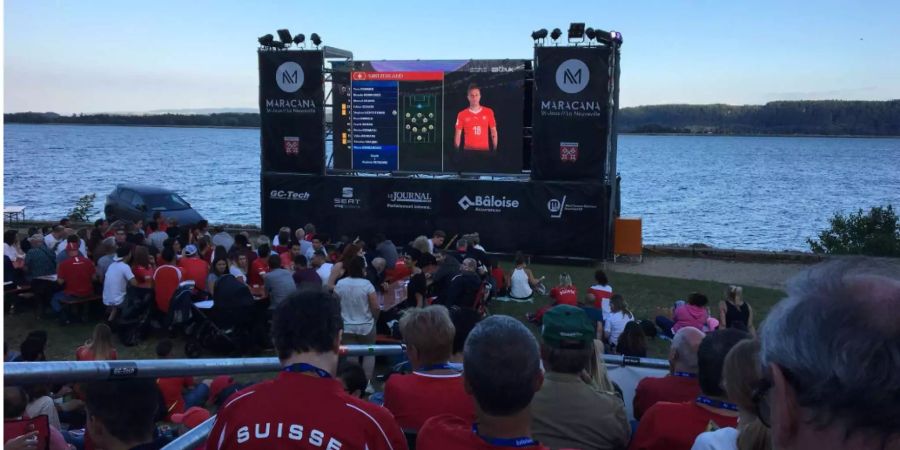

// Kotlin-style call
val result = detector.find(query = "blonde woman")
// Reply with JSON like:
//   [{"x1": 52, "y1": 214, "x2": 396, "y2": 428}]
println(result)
[
  {"x1": 719, "y1": 285, "x2": 754, "y2": 334},
  {"x1": 76, "y1": 324, "x2": 118, "y2": 361}
]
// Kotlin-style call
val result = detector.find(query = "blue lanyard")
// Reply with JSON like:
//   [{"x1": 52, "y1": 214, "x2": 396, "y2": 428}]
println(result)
[
  {"x1": 696, "y1": 395, "x2": 738, "y2": 412},
  {"x1": 283, "y1": 363, "x2": 331, "y2": 378},
  {"x1": 472, "y1": 424, "x2": 537, "y2": 448},
  {"x1": 674, "y1": 371, "x2": 697, "y2": 378},
  {"x1": 417, "y1": 363, "x2": 457, "y2": 372}
]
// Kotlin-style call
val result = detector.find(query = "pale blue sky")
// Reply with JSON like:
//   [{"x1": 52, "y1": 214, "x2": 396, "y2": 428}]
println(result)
[{"x1": 4, "y1": 0, "x2": 899, "y2": 114}]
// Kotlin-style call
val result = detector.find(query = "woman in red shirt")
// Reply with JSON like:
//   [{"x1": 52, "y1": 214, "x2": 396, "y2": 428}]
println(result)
[
  {"x1": 76, "y1": 324, "x2": 118, "y2": 361},
  {"x1": 527, "y1": 273, "x2": 578, "y2": 324},
  {"x1": 131, "y1": 245, "x2": 155, "y2": 289}
]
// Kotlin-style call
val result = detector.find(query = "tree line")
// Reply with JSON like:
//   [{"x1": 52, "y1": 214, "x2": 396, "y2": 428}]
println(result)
[
  {"x1": 5, "y1": 100, "x2": 898, "y2": 136},
  {"x1": 618, "y1": 100, "x2": 900, "y2": 136}
]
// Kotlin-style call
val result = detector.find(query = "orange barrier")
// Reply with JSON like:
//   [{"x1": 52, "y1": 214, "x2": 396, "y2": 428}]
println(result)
[{"x1": 614, "y1": 217, "x2": 642, "y2": 262}]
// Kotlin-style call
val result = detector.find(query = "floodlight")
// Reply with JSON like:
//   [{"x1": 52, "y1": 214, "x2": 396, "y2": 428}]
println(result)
[
  {"x1": 258, "y1": 34, "x2": 274, "y2": 47},
  {"x1": 550, "y1": 28, "x2": 562, "y2": 41},
  {"x1": 594, "y1": 28, "x2": 621, "y2": 45},
  {"x1": 536, "y1": 28, "x2": 548, "y2": 40},
  {"x1": 310, "y1": 33, "x2": 322, "y2": 47},
  {"x1": 585, "y1": 27, "x2": 596, "y2": 41},
  {"x1": 293, "y1": 33, "x2": 305, "y2": 45},
  {"x1": 531, "y1": 30, "x2": 540, "y2": 41},
  {"x1": 277, "y1": 29, "x2": 293, "y2": 45},
  {"x1": 270, "y1": 40, "x2": 286, "y2": 49},
  {"x1": 567, "y1": 22, "x2": 585, "y2": 40}
]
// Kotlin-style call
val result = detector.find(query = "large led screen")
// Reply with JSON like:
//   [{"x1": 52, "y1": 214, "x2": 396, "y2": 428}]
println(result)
[{"x1": 332, "y1": 60, "x2": 527, "y2": 174}]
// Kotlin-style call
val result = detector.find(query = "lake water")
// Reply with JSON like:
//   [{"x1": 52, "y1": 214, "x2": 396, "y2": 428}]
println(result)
[{"x1": 4, "y1": 123, "x2": 899, "y2": 251}]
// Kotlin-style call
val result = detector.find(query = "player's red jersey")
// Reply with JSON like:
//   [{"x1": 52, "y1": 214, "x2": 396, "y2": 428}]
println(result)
[
  {"x1": 206, "y1": 371, "x2": 407, "y2": 450},
  {"x1": 455, "y1": 107, "x2": 496, "y2": 151}
]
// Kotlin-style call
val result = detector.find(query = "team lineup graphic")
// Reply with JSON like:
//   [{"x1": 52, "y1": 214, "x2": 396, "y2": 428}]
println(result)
[{"x1": 334, "y1": 60, "x2": 525, "y2": 173}]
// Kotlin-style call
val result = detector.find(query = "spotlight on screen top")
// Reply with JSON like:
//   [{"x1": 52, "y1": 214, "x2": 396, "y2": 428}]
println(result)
[
  {"x1": 277, "y1": 29, "x2": 293, "y2": 46},
  {"x1": 593, "y1": 28, "x2": 623, "y2": 46},
  {"x1": 567, "y1": 22, "x2": 585, "y2": 41},
  {"x1": 550, "y1": 28, "x2": 562, "y2": 43},
  {"x1": 310, "y1": 33, "x2": 322, "y2": 48},
  {"x1": 585, "y1": 27, "x2": 596, "y2": 42},
  {"x1": 531, "y1": 30, "x2": 541, "y2": 43},
  {"x1": 293, "y1": 33, "x2": 305, "y2": 46},
  {"x1": 258, "y1": 34, "x2": 275, "y2": 48},
  {"x1": 536, "y1": 28, "x2": 548, "y2": 40}
]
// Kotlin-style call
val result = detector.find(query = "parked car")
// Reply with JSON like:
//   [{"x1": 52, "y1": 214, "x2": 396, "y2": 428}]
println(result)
[{"x1": 104, "y1": 184, "x2": 204, "y2": 226}]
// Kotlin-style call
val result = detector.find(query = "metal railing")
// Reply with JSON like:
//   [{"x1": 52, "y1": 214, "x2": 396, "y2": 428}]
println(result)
[
  {"x1": 4, "y1": 345, "x2": 670, "y2": 450},
  {"x1": 3, "y1": 345, "x2": 405, "y2": 385}
]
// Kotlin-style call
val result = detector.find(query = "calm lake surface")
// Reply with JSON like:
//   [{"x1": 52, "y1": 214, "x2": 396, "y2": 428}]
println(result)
[{"x1": 4, "y1": 123, "x2": 899, "y2": 251}]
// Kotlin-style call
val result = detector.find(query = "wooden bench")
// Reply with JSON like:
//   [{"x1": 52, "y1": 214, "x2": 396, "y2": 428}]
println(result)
[{"x1": 59, "y1": 294, "x2": 102, "y2": 322}]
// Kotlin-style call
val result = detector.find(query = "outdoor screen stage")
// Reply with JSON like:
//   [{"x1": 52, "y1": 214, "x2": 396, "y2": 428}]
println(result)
[{"x1": 258, "y1": 27, "x2": 622, "y2": 259}]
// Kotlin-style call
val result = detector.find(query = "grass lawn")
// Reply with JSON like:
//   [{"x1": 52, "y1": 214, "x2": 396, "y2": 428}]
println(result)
[{"x1": 4, "y1": 261, "x2": 786, "y2": 370}]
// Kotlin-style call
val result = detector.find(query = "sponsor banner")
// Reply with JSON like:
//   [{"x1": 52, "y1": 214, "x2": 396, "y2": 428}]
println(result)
[
  {"x1": 532, "y1": 46, "x2": 612, "y2": 180},
  {"x1": 259, "y1": 50, "x2": 325, "y2": 173},
  {"x1": 262, "y1": 174, "x2": 608, "y2": 258}
]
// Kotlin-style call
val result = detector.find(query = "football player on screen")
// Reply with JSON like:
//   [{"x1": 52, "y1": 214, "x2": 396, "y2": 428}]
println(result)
[{"x1": 454, "y1": 83, "x2": 498, "y2": 151}]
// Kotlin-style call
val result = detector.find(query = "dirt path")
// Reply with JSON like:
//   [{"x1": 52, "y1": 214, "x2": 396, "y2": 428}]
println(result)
[{"x1": 607, "y1": 256, "x2": 813, "y2": 290}]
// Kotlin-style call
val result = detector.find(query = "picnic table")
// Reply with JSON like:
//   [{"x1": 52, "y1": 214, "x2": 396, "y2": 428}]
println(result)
[{"x1": 3, "y1": 206, "x2": 26, "y2": 222}]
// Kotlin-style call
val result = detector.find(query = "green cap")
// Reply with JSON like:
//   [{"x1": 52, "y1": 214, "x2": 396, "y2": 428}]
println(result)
[{"x1": 541, "y1": 305, "x2": 595, "y2": 348}]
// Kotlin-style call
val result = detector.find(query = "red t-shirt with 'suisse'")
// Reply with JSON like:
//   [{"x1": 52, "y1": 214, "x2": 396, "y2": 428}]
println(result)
[
  {"x1": 153, "y1": 265, "x2": 181, "y2": 313},
  {"x1": 633, "y1": 374, "x2": 702, "y2": 420},
  {"x1": 206, "y1": 372, "x2": 406, "y2": 450},
  {"x1": 158, "y1": 376, "x2": 194, "y2": 421},
  {"x1": 247, "y1": 257, "x2": 269, "y2": 286},
  {"x1": 627, "y1": 401, "x2": 738, "y2": 450},
  {"x1": 384, "y1": 372, "x2": 476, "y2": 431},
  {"x1": 549, "y1": 286, "x2": 578, "y2": 306},
  {"x1": 417, "y1": 414, "x2": 548, "y2": 450},
  {"x1": 57, "y1": 256, "x2": 96, "y2": 297},
  {"x1": 455, "y1": 107, "x2": 496, "y2": 151},
  {"x1": 178, "y1": 257, "x2": 209, "y2": 292}
]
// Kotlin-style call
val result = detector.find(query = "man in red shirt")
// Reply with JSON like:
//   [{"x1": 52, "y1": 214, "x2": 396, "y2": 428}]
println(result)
[
  {"x1": 52, "y1": 242, "x2": 97, "y2": 324},
  {"x1": 279, "y1": 241, "x2": 301, "y2": 270},
  {"x1": 417, "y1": 316, "x2": 548, "y2": 450},
  {"x1": 248, "y1": 244, "x2": 271, "y2": 286},
  {"x1": 384, "y1": 305, "x2": 475, "y2": 431},
  {"x1": 207, "y1": 289, "x2": 407, "y2": 450},
  {"x1": 454, "y1": 83, "x2": 498, "y2": 151},
  {"x1": 628, "y1": 328, "x2": 750, "y2": 450},
  {"x1": 633, "y1": 326, "x2": 705, "y2": 420},
  {"x1": 178, "y1": 244, "x2": 209, "y2": 293},
  {"x1": 153, "y1": 247, "x2": 182, "y2": 314}
]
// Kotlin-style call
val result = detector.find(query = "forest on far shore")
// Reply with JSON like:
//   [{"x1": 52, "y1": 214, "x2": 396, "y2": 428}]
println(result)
[{"x1": 6, "y1": 100, "x2": 899, "y2": 136}]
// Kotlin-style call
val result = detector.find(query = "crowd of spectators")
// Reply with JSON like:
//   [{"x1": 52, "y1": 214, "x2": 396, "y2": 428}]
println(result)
[{"x1": 5, "y1": 218, "x2": 898, "y2": 450}]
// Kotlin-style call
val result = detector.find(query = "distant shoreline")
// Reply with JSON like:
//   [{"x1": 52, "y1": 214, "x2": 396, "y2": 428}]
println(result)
[{"x1": 6, "y1": 122, "x2": 899, "y2": 139}]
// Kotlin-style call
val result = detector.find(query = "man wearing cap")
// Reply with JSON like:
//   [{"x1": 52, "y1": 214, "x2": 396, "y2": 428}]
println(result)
[
  {"x1": 206, "y1": 289, "x2": 406, "y2": 450},
  {"x1": 102, "y1": 246, "x2": 138, "y2": 320},
  {"x1": 52, "y1": 241, "x2": 97, "y2": 324},
  {"x1": 531, "y1": 305, "x2": 630, "y2": 450},
  {"x1": 417, "y1": 315, "x2": 548, "y2": 450},
  {"x1": 55, "y1": 234, "x2": 87, "y2": 264},
  {"x1": 177, "y1": 244, "x2": 209, "y2": 293}
]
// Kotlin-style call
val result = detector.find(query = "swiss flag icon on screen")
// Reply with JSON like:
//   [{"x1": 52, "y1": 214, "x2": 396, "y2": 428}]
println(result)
[
  {"x1": 560, "y1": 142, "x2": 579, "y2": 162},
  {"x1": 284, "y1": 136, "x2": 300, "y2": 155}
]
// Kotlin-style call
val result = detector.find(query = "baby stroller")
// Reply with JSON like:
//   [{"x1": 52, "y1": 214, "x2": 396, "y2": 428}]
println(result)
[
  {"x1": 116, "y1": 286, "x2": 156, "y2": 346},
  {"x1": 178, "y1": 274, "x2": 263, "y2": 357}
]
